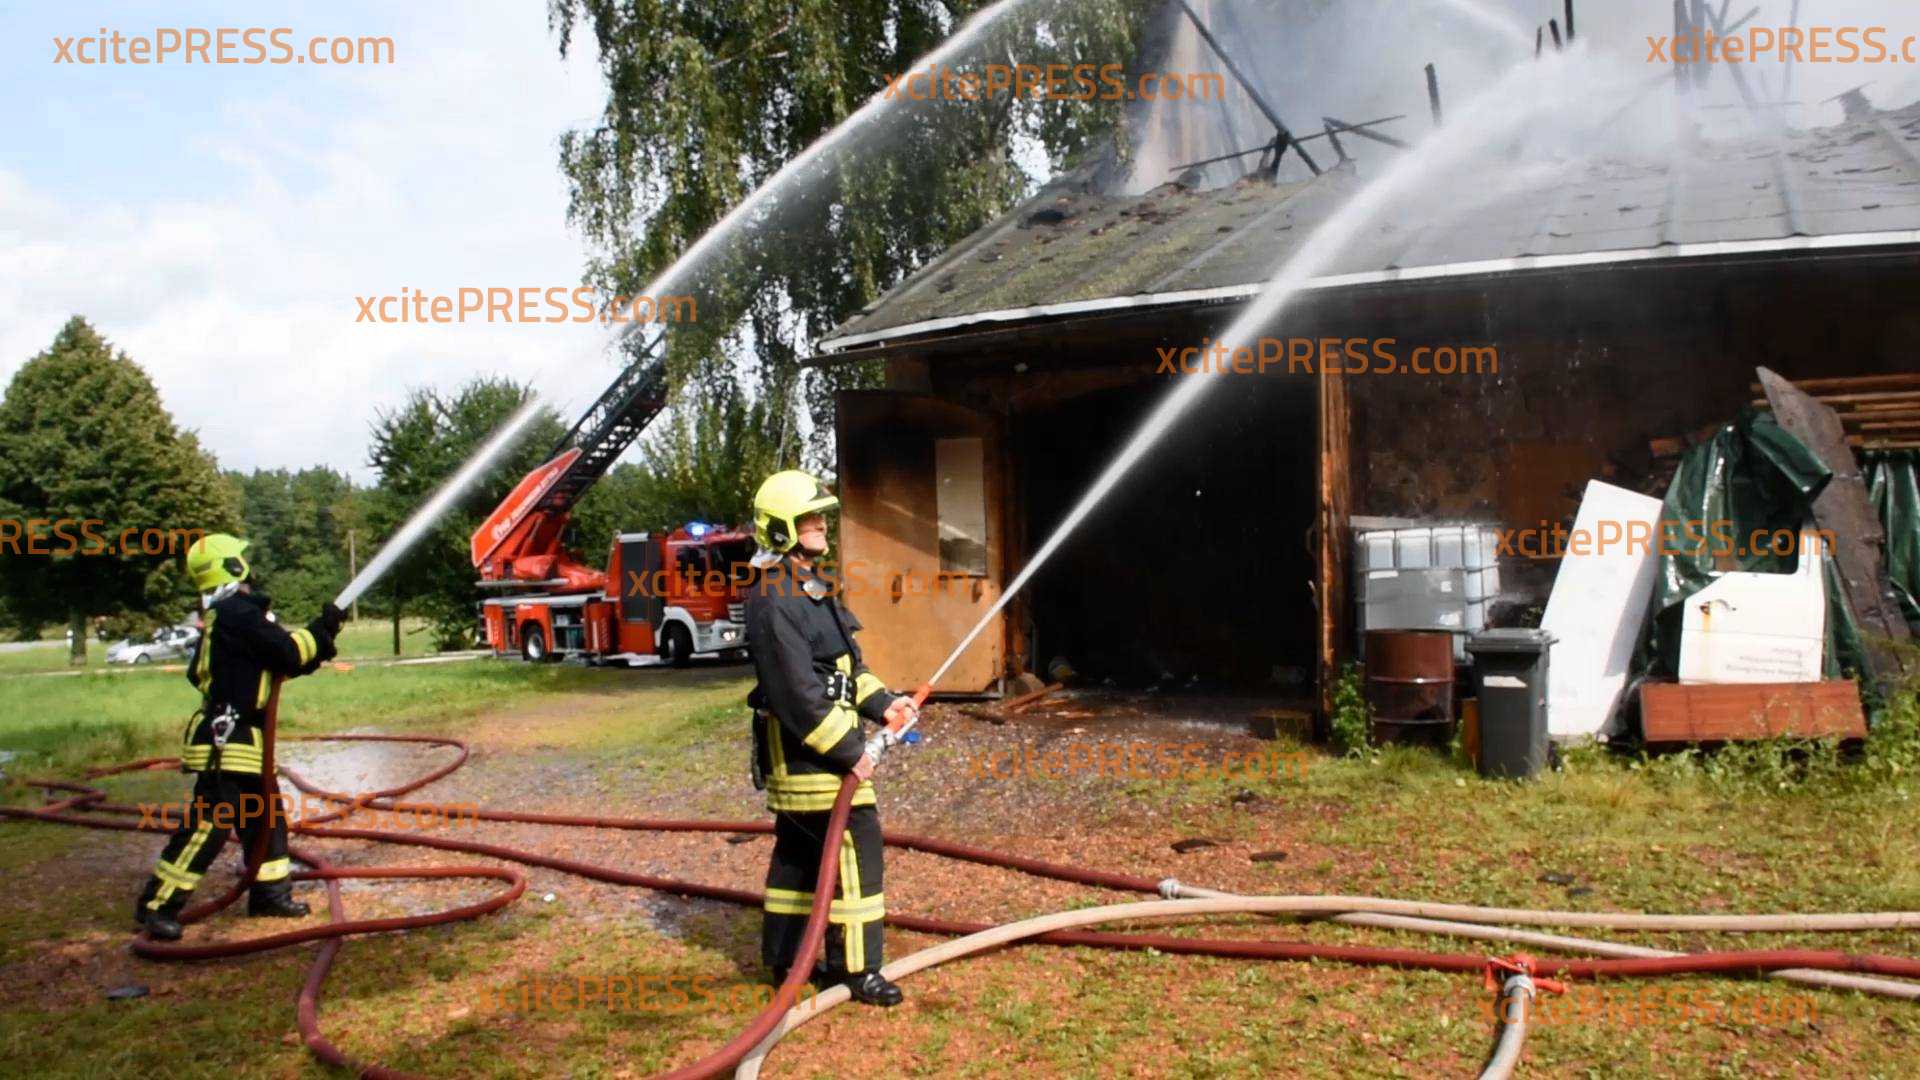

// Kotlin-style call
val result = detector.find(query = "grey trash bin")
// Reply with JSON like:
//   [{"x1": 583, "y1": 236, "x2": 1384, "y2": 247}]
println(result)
[{"x1": 1466, "y1": 629, "x2": 1555, "y2": 779}]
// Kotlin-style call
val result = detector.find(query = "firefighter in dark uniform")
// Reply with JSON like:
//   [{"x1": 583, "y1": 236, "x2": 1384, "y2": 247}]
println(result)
[
  {"x1": 133, "y1": 533, "x2": 344, "y2": 941},
  {"x1": 746, "y1": 470, "x2": 916, "y2": 1007}
]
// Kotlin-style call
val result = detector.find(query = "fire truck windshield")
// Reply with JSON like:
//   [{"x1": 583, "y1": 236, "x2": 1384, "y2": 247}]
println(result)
[{"x1": 714, "y1": 540, "x2": 753, "y2": 583}]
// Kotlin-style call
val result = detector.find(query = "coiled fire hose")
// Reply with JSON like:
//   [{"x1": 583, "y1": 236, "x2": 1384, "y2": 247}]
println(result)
[{"x1": 8, "y1": 682, "x2": 1920, "y2": 1078}]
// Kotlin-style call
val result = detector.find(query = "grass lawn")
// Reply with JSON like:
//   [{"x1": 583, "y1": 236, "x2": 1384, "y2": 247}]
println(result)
[
  {"x1": 0, "y1": 618, "x2": 441, "y2": 677},
  {"x1": 2, "y1": 661, "x2": 1918, "y2": 1078}
]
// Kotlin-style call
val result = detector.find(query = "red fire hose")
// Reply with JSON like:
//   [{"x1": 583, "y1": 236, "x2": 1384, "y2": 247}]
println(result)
[{"x1": 6, "y1": 681, "x2": 1919, "y2": 1078}]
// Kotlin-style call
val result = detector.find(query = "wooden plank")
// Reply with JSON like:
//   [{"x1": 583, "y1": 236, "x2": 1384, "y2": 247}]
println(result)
[
  {"x1": 1841, "y1": 410, "x2": 1920, "y2": 425},
  {"x1": 1640, "y1": 680, "x2": 1867, "y2": 744},
  {"x1": 1757, "y1": 367, "x2": 1915, "y2": 691},
  {"x1": 1002, "y1": 681, "x2": 1063, "y2": 714},
  {"x1": 1755, "y1": 407, "x2": 1920, "y2": 423},
  {"x1": 1812, "y1": 391, "x2": 1920, "y2": 407},
  {"x1": 1748, "y1": 373, "x2": 1920, "y2": 395},
  {"x1": 1751, "y1": 391, "x2": 1920, "y2": 409},
  {"x1": 1317, "y1": 362, "x2": 1352, "y2": 727}
]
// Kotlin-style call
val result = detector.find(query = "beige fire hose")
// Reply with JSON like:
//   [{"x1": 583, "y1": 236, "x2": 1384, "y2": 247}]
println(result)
[
  {"x1": 1168, "y1": 882, "x2": 1920, "y2": 1000},
  {"x1": 1479, "y1": 969, "x2": 1537, "y2": 1080},
  {"x1": 736, "y1": 890, "x2": 1920, "y2": 1078}
]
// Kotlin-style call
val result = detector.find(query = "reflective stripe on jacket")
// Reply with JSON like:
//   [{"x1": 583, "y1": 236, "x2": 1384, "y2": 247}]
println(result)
[
  {"x1": 181, "y1": 591, "x2": 337, "y2": 774},
  {"x1": 745, "y1": 560, "x2": 898, "y2": 812}
]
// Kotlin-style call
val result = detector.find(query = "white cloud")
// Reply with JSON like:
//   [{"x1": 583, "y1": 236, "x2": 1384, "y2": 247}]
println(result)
[{"x1": 0, "y1": 1, "x2": 619, "y2": 482}]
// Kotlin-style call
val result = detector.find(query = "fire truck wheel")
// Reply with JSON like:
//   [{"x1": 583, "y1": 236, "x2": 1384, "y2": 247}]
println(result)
[
  {"x1": 659, "y1": 623, "x2": 694, "y2": 668},
  {"x1": 520, "y1": 625, "x2": 553, "y2": 663}
]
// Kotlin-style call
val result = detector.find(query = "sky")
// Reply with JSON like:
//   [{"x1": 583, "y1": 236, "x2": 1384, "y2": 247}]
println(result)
[
  {"x1": 1, "y1": 1, "x2": 613, "y2": 482},
  {"x1": 6, "y1": 0, "x2": 1920, "y2": 484}
]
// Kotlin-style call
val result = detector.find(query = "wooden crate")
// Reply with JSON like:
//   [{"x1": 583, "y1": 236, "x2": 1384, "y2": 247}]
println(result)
[{"x1": 1640, "y1": 680, "x2": 1866, "y2": 745}]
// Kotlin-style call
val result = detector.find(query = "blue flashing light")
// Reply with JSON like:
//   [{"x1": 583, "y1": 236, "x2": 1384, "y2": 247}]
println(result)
[{"x1": 686, "y1": 522, "x2": 709, "y2": 538}]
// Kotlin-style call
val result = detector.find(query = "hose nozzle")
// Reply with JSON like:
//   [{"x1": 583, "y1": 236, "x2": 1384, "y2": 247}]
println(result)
[{"x1": 883, "y1": 683, "x2": 933, "y2": 740}]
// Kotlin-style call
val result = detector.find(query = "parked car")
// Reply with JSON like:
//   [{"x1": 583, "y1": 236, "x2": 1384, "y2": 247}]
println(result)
[{"x1": 106, "y1": 623, "x2": 199, "y2": 665}]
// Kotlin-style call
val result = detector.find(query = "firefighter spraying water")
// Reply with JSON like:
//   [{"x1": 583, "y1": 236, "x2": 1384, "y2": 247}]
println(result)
[
  {"x1": 132, "y1": 534, "x2": 344, "y2": 941},
  {"x1": 134, "y1": 403, "x2": 546, "y2": 941},
  {"x1": 742, "y1": 470, "x2": 919, "y2": 1007}
]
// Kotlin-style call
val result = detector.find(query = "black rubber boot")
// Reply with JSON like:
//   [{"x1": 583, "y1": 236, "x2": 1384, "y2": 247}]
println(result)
[
  {"x1": 842, "y1": 971, "x2": 903, "y2": 1007},
  {"x1": 247, "y1": 881, "x2": 310, "y2": 918},
  {"x1": 138, "y1": 909, "x2": 184, "y2": 942}
]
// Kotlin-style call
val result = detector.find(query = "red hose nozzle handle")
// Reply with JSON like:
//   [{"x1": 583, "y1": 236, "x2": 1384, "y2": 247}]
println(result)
[{"x1": 884, "y1": 684, "x2": 932, "y2": 739}]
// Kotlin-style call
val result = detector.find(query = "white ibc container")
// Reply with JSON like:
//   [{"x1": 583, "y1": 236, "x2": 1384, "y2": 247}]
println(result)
[
  {"x1": 1357, "y1": 530, "x2": 1397, "y2": 573},
  {"x1": 1395, "y1": 528, "x2": 1434, "y2": 569},
  {"x1": 1472, "y1": 528, "x2": 1499, "y2": 572}
]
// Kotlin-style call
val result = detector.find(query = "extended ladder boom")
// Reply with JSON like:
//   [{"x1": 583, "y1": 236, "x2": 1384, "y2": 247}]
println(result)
[{"x1": 471, "y1": 333, "x2": 670, "y2": 581}]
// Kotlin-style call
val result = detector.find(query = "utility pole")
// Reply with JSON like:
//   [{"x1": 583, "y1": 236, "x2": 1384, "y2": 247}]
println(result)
[{"x1": 347, "y1": 529, "x2": 359, "y2": 622}]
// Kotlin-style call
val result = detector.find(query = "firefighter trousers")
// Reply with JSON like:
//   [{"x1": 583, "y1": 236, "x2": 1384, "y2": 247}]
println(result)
[
  {"x1": 136, "y1": 768, "x2": 294, "y2": 918},
  {"x1": 762, "y1": 803, "x2": 885, "y2": 979}
]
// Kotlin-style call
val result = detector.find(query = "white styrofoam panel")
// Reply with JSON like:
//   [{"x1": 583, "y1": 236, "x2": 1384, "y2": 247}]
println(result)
[{"x1": 1539, "y1": 481, "x2": 1666, "y2": 740}]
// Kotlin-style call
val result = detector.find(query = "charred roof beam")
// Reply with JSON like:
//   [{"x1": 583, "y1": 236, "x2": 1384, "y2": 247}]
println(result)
[
  {"x1": 1166, "y1": 115, "x2": 1406, "y2": 175},
  {"x1": 1174, "y1": 0, "x2": 1321, "y2": 175},
  {"x1": 1321, "y1": 116, "x2": 1412, "y2": 150}
]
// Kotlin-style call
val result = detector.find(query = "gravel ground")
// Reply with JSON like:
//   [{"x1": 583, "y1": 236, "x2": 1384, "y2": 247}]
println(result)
[{"x1": 248, "y1": 688, "x2": 1328, "y2": 949}]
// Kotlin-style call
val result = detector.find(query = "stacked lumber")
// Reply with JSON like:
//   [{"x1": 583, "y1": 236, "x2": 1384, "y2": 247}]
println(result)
[{"x1": 1749, "y1": 373, "x2": 1920, "y2": 451}]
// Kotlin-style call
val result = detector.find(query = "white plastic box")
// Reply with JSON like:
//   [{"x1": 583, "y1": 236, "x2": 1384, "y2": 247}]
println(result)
[{"x1": 1677, "y1": 532, "x2": 1827, "y2": 684}]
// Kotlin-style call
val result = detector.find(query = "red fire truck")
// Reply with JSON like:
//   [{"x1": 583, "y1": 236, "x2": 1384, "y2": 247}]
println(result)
[
  {"x1": 467, "y1": 343, "x2": 755, "y2": 666},
  {"x1": 476, "y1": 520, "x2": 752, "y2": 665}
]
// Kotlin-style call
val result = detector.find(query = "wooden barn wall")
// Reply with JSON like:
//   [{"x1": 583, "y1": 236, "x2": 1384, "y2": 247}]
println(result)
[
  {"x1": 1346, "y1": 252, "x2": 1920, "y2": 614},
  {"x1": 841, "y1": 246, "x2": 1920, "y2": 682}
]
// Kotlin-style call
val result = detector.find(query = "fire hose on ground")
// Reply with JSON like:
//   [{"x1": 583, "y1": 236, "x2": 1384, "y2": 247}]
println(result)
[{"x1": 6, "y1": 685, "x2": 1920, "y2": 1078}]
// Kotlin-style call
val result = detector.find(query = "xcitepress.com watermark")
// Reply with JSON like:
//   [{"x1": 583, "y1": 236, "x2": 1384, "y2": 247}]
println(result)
[
  {"x1": 53, "y1": 28, "x2": 394, "y2": 66},
  {"x1": 1649, "y1": 25, "x2": 1916, "y2": 65},
  {"x1": 883, "y1": 63, "x2": 1223, "y2": 102},
  {"x1": 0, "y1": 520, "x2": 202, "y2": 558},
  {"x1": 1155, "y1": 337, "x2": 1498, "y2": 377},
  {"x1": 353, "y1": 287, "x2": 695, "y2": 326}
]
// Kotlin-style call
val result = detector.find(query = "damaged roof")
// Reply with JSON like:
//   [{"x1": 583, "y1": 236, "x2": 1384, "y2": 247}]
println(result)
[{"x1": 820, "y1": 101, "x2": 1920, "y2": 353}]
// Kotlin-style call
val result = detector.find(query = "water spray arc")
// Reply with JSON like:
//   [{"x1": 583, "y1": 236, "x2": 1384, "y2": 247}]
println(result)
[
  {"x1": 608, "y1": 0, "x2": 1050, "y2": 349},
  {"x1": 332, "y1": 398, "x2": 546, "y2": 611}
]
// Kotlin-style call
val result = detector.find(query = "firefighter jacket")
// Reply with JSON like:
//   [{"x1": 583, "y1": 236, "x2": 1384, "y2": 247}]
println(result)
[
  {"x1": 745, "y1": 559, "x2": 900, "y2": 813},
  {"x1": 180, "y1": 591, "x2": 337, "y2": 774}
]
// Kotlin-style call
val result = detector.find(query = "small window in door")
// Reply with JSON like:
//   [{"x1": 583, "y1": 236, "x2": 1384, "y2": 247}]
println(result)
[{"x1": 936, "y1": 437, "x2": 988, "y2": 576}]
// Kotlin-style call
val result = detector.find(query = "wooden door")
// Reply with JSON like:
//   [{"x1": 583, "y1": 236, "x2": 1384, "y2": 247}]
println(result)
[{"x1": 835, "y1": 391, "x2": 1003, "y2": 694}]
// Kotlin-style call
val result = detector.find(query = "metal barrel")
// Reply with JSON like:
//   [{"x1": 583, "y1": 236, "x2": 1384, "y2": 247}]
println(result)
[{"x1": 1364, "y1": 630, "x2": 1456, "y2": 746}]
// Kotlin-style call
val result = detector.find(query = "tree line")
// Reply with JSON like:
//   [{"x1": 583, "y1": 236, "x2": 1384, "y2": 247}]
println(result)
[{"x1": 0, "y1": 317, "x2": 785, "y2": 663}]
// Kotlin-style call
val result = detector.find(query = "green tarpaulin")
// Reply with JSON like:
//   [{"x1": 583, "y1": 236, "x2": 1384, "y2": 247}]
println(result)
[
  {"x1": 1635, "y1": 409, "x2": 1873, "y2": 705},
  {"x1": 1864, "y1": 449, "x2": 1920, "y2": 637}
]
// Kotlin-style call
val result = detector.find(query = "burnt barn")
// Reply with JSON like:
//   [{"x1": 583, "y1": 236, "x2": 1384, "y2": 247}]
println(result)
[{"x1": 811, "y1": 100, "x2": 1920, "y2": 717}]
